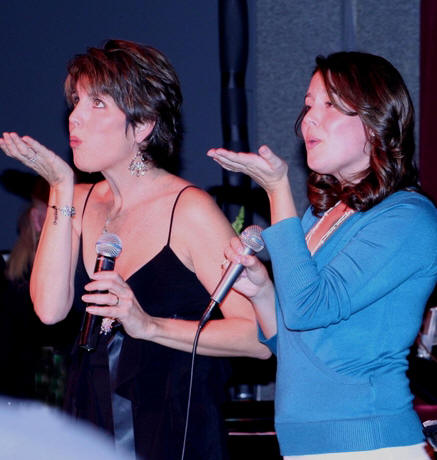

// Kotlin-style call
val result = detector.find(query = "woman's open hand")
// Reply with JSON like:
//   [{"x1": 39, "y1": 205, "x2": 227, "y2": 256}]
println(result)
[
  {"x1": 0, "y1": 132, "x2": 74, "y2": 186},
  {"x1": 207, "y1": 144, "x2": 288, "y2": 195}
]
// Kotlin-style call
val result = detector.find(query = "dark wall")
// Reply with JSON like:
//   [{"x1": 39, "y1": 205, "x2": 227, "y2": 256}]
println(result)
[
  {"x1": 0, "y1": 1, "x2": 423, "y2": 249},
  {"x1": 0, "y1": 0, "x2": 245, "y2": 249},
  {"x1": 256, "y1": 0, "x2": 420, "y2": 217}
]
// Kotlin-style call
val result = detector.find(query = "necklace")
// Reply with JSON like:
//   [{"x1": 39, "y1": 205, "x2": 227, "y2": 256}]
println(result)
[
  {"x1": 102, "y1": 201, "x2": 122, "y2": 234},
  {"x1": 103, "y1": 216, "x2": 111, "y2": 234},
  {"x1": 305, "y1": 201, "x2": 356, "y2": 256},
  {"x1": 98, "y1": 209, "x2": 123, "y2": 335}
]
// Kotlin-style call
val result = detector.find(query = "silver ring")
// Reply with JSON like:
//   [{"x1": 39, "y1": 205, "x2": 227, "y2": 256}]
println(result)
[
  {"x1": 114, "y1": 295, "x2": 119, "y2": 306},
  {"x1": 28, "y1": 148, "x2": 37, "y2": 162}
]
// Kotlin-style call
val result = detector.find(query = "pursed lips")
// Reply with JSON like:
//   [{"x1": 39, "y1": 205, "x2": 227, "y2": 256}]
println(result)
[
  {"x1": 305, "y1": 136, "x2": 321, "y2": 150},
  {"x1": 69, "y1": 136, "x2": 82, "y2": 148}
]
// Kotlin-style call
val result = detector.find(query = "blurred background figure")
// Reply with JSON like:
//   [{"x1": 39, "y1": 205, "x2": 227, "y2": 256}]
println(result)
[
  {"x1": 0, "y1": 174, "x2": 78, "y2": 404},
  {"x1": 0, "y1": 175, "x2": 49, "y2": 400}
]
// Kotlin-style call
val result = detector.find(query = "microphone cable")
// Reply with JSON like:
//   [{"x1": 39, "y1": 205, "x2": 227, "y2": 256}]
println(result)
[
  {"x1": 180, "y1": 225, "x2": 264, "y2": 460},
  {"x1": 180, "y1": 317, "x2": 208, "y2": 460}
]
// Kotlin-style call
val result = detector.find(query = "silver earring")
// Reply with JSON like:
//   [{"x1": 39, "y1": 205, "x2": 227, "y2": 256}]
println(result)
[{"x1": 129, "y1": 150, "x2": 149, "y2": 177}]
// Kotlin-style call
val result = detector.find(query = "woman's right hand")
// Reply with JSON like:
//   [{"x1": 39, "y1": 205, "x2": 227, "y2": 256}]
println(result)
[
  {"x1": 0, "y1": 132, "x2": 74, "y2": 186},
  {"x1": 207, "y1": 144, "x2": 288, "y2": 195},
  {"x1": 224, "y1": 235, "x2": 273, "y2": 302},
  {"x1": 224, "y1": 235, "x2": 277, "y2": 339},
  {"x1": 208, "y1": 144, "x2": 297, "y2": 224}
]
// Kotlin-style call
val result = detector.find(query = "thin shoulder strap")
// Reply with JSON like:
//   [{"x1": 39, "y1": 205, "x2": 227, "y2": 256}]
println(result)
[
  {"x1": 81, "y1": 183, "x2": 97, "y2": 221},
  {"x1": 167, "y1": 185, "x2": 199, "y2": 245}
]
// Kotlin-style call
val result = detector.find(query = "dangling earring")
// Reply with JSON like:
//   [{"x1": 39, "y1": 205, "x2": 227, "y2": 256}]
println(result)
[{"x1": 129, "y1": 150, "x2": 149, "y2": 177}]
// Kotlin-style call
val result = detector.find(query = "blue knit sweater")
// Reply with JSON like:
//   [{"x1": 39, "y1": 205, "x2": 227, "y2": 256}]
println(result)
[{"x1": 261, "y1": 191, "x2": 437, "y2": 455}]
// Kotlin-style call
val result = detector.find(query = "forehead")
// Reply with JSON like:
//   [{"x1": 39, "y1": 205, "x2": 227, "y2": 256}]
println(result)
[
  {"x1": 306, "y1": 72, "x2": 327, "y2": 98},
  {"x1": 72, "y1": 78, "x2": 100, "y2": 96}
]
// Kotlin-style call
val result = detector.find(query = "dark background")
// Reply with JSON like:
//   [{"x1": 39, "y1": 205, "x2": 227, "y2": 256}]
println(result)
[
  {"x1": 0, "y1": 3, "x2": 436, "y2": 456},
  {"x1": 0, "y1": 0, "x2": 258, "y2": 249},
  {"x1": 2, "y1": 0, "x2": 434, "y2": 250}
]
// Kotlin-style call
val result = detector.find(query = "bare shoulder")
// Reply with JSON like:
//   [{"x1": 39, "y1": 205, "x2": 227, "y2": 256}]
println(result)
[
  {"x1": 170, "y1": 185, "x2": 236, "y2": 278},
  {"x1": 174, "y1": 186, "x2": 234, "y2": 238}
]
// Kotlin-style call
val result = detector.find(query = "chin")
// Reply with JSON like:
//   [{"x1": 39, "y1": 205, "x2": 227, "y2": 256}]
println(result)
[
  {"x1": 308, "y1": 162, "x2": 330, "y2": 177},
  {"x1": 73, "y1": 158, "x2": 100, "y2": 174}
]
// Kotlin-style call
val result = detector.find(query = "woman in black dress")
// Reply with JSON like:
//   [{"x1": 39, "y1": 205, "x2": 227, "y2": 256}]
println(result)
[{"x1": 0, "y1": 39, "x2": 270, "y2": 460}]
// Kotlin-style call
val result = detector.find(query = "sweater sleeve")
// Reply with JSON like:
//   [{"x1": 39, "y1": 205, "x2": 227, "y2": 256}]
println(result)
[
  {"x1": 258, "y1": 326, "x2": 277, "y2": 354},
  {"x1": 262, "y1": 195, "x2": 437, "y2": 331},
  {"x1": 257, "y1": 290, "x2": 280, "y2": 355}
]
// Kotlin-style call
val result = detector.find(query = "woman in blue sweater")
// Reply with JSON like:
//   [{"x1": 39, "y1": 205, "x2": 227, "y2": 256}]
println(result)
[{"x1": 208, "y1": 52, "x2": 437, "y2": 458}]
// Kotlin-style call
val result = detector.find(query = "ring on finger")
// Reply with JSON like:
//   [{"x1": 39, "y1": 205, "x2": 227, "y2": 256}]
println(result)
[
  {"x1": 113, "y1": 294, "x2": 119, "y2": 306},
  {"x1": 28, "y1": 148, "x2": 37, "y2": 162},
  {"x1": 221, "y1": 259, "x2": 229, "y2": 270}
]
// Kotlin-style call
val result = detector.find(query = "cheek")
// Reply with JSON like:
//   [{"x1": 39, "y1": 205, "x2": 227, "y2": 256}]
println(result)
[
  {"x1": 345, "y1": 124, "x2": 367, "y2": 152},
  {"x1": 330, "y1": 116, "x2": 366, "y2": 148}
]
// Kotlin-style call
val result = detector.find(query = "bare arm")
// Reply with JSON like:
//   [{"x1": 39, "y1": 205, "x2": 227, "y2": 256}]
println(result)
[
  {"x1": 32, "y1": 183, "x2": 86, "y2": 324},
  {"x1": 85, "y1": 188, "x2": 271, "y2": 359},
  {"x1": 0, "y1": 132, "x2": 81, "y2": 324}
]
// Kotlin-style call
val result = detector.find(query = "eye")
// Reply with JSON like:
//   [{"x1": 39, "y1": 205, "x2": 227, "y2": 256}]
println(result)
[
  {"x1": 93, "y1": 98, "x2": 105, "y2": 108},
  {"x1": 325, "y1": 101, "x2": 334, "y2": 108},
  {"x1": 71, "y1": 93, "x2": 79, "y2": 106}
]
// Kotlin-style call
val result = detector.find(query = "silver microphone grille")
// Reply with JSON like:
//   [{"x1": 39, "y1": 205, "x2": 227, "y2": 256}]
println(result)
[
  {"x1": 95, "y1": 232, "x2": 122, "y2": 258},
  {"x1": 240, "y1": 225, "x2": 264, "y2": 253}
]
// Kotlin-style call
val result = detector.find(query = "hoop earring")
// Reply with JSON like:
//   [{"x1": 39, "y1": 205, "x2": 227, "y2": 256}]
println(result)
[{"x1": 129, "y1": 150, "x2": 149, "y2": 177}]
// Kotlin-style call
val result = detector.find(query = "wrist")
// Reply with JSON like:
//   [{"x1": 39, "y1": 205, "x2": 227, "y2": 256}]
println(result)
[
  {"x1": 49, "y1": 180, "x2": 74, "y2": 208},
  {"x1": 267, "y1": 177, "x2": 297, "y2": 224},
  {"x1": 51, "y1": 176, "x2": 74, "y2": 194},
  {"x1": 141, "y1": 315, "x2": 159, "y2": 341},
  {"x1": 267, "y1": 175, "x2": 290, "y2": 199},
  {"x1": 48, "y1": 204, "x2": 76, "y2": 225},
  {"x1": 251, "y1": 278, "x2": 275, "y2": 306}
]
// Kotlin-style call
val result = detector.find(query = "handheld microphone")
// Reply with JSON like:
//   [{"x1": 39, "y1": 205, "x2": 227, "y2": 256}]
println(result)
[
  {"x1": 198, "y1": 225, "x2": 264, "y2": 330},
  {"x1": 79, "y1": 232, "x2": 122, "y2": 351}
]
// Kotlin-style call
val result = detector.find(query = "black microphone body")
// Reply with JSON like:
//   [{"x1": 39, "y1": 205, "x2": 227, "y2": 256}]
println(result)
[
  {"x1": 79, "y1": 233, "x2": 122, "y2": 352},
  {"x1": 198, "y1": 225, "x2": 264, "y2": 330}
]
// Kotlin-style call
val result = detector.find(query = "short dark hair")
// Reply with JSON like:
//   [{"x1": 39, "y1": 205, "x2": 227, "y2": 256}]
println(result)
[
  {"x1": 65, "y1": 39, "x2": 182, "y2": 171},
  {"x1": 295, "y1": 51, "x2": 418, "y2": 215}
]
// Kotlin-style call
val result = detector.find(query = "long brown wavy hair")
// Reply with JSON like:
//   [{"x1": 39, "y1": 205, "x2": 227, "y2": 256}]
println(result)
[
  {"x1": 5, "y1": 178, "x2": 49, "y2": 282},
  {"x1": 295, "y1": 52, "x2": 418, "y2": 216}
]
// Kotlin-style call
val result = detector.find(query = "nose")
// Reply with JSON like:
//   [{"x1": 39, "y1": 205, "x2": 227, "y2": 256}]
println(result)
[
  {"x1": 303, "y1": 110, "x2": 318, "y2": 127},
  {"x1": 68, "y1": 103, "x2": 83, "y2": 131}
]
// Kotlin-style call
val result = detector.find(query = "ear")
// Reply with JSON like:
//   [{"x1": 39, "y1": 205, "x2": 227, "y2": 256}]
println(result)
[{"x1": 134, "y1": 121, "x2": 155, "y2": 144}]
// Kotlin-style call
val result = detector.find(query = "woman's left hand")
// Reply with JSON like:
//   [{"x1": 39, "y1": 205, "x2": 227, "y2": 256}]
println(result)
[{"x1": 83, "y1": 271, "x2": 150, "y2": 340}]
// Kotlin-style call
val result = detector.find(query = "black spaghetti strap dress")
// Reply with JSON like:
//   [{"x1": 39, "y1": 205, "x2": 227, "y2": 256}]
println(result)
[{"x1": 64, "y1": 185, "x2": 231, "y2": 460}]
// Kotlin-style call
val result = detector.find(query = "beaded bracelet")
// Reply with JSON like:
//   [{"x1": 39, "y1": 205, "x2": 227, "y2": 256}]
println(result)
[{"x1": 49, "y1": 205, "x2": 76, "y2": 225}]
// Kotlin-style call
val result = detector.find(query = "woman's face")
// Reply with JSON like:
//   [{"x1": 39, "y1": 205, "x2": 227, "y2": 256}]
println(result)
[
  {"x1": 68, "y1": 80, "x2": 136, "y2": 173},
  {"x1": 301, "y1": 72, "x2": 370, "y2": 183}
]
